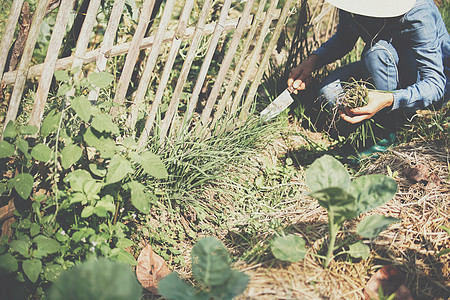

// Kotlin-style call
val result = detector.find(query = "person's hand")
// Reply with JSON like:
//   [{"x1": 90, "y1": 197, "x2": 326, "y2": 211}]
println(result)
[
  {"x1": 340, "y1": 90, "x2": 394, "y2": 124},
  {"x1": 287, "y1": 54, "x2": 318, "y2": 94}
]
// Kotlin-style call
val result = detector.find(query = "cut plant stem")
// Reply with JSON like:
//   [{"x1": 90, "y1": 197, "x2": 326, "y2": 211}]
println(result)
[{"x1": 324, "y1": 211, "x2": 340, "y2": 268}]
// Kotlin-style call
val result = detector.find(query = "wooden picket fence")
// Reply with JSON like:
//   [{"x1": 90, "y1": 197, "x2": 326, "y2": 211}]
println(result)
[{"x1": 0, "y1": 0, "x2": 296, "y2": 144}]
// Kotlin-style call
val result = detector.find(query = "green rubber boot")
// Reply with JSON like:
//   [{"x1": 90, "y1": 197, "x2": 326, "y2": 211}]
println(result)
[{"x1": 358, "y1": 132, "x2": 396, "y2": 159}]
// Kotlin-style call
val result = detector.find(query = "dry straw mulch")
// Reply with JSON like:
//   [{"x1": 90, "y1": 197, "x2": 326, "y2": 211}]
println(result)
[{"x1": 238, "y1": 141, "x2": 450, "y2": 300}]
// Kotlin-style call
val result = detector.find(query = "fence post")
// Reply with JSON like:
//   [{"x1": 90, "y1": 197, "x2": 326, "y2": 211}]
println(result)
[
  {"x1": 112, "y1": 0, "x2": 156, "y2": 110},
  {"x1": 239, "y1": 0, "x2": 295, "y2": 121},
  {"x1": 199, "y1": 0, "x2": 255, "y2": 128},
  {"x1": 0, "y1": 0, "x2": 24, "y2": 82},
  {"x1": 214, "y1": 0, "x2": 267, "y2": 126},
  {"x1": 71, "y1": 0, "x2": 102, "y2": 80},
  {"x1": 88, "y1": 0, "x2": 126, "y2": 102},
  {"x1": 4, "y1": 0, "x2": 48, "y2": 127},
  {"x1": 229, "y1": 0, "x2": 278, "y2": 118},
  {"x1": 127, "y1": 0, "x2": 177, "y2": 129},
  {"x1": 137, "y1": 0, "x2": 213, "y2": 148},
  {"x1": 127, "y1": 0, "x2": 195, "y2": 131},
  {"x1": 29, "y1": 0, "x2": 74, "y2": 128}
]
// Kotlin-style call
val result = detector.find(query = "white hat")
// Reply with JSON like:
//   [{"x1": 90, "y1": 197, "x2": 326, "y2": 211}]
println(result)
[{"x1": 326, "y1": 0, "x2": 416, "y2": 18}]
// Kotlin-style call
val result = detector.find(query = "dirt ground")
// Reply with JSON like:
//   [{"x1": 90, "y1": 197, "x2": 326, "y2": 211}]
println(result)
[{"x1": 234, "y1": 125, "x2": 450, "y2": 300}]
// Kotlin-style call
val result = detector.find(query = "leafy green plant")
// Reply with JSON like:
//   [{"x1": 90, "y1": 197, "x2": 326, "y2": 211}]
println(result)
[
  {"x1": 305, "y1": 155, "x2": 399, "y2": 267},
  {"x1": 0, "y1": 70, "x2": 168, "y2": 298},
  {"x1": 158, "y1": 237, "x2": 249, "y2": 300},
  {"x1": 269, "y1": 155, "x2": 399, "y2": 267},
  {"x1": 47, "y1": 259, "x2": 142, "y2": 300},
  {"x1": 271, "y1": 234, "x2": 306, "y2": 262}
]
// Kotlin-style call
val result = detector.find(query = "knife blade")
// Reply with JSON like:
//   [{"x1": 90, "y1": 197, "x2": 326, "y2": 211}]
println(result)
[{"x1": 260, "y1": 89, "x2": 294, "y2": 121}]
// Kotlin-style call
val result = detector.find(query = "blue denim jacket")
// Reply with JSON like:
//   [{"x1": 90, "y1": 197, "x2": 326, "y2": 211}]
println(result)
[{"x1": 314, "y1": 0, "x2": 450, "y2": 111}]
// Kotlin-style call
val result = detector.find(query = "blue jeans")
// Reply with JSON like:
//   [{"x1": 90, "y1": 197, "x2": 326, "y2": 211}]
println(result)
[
  {"x1": 318, "y1": 39, "x2": 418, "y2": 106},
  {"x1": 316, "y1": 39, "x2": 420, "y2": 137}
]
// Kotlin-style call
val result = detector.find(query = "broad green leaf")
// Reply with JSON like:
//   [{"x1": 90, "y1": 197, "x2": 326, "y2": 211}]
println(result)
[
  {"x1": 271, "y1": 234, "x2": 306, "y2": 262},
  {"x1": 83, "y1": 128, "x2": 118, "y2": 158},
  {"x1": 71, "y1": 96, "x2": 92, "y2": 122},
  {"x1": 9, "y1": 240, "x2": 29, "y2": 257},
  {"x1": 41, "y1": 109, "x2": 61, "y2": 137},
  {"x1": 105, "y1": 156, "x2": 133, "y2": 184},
  {"x1": 88, "y1": 72, "x2": 114, "y2": 88},
  {"x1": 0, "y1": 141, "x2": 14, "y2": 158},
  {"x1": 44, "y1": 264, "x2": 64, "y2": 282},
  {"x1": 34, "y1": 235, "x2": 61, "y2": 255},
  {"x1": 116, "y1": 238, "x2": 134, "y2": 249},
  {"x1": 357, "y1": 215, "x2": 401, "y2": 238},
  {"x1": 111, "y1": 248, "x2": 137, "y2": 266},
  {"x1": 221, "y1": 270, "x2": 249, "y2": 300},
  {"x1": 347, "y1": 241, "x2": 370, "y2": 259},
  {"x1": 54, "y1": 70, "x2": 69, "y2": 81},
  {"x1": 132, "y1": 151, "x2": 168, "y2": 179},
  {"x1": 48, "y1": 259, "x2": 142, "y2": 300},
  {"x1": 65, "y1": 170, "x2": 93, "y2": 192},
  {"x1": 12, "y1": 173, "x2": 34, "y2": 199},
  {"x1": 128, "y1": 181, "x2": 150, "y2": 214},
  {"x1": 30, "y1": 223, "x2": 40, "y2": 237},
  {"x1": 19, "y1": 125, "x2": 38, "y2": 135},
  {"x1": 3, "y1": 121, "x2": 16, "y2": 139},
  {"x1": 83, "y1": 180, "x2": 103, "y2": 198},
  {"x1": 22, "y1": 259, "x2": 42, "y2": 283},
  {"x1": 57, "y1": 83, "x2": 71, "y2": 97},
  {"x1": 89, "y1": 163, "x2": 107, "y2": 177},
  {"x1": 18, "y1": 219, "x2": 32, "y2": 229},
  {"x1": 0, "y1": 253, "x2": 18, "y2": 274},
  {"x1": 69, "y1": 192, "x2": 88, "y2": 204},
  {"x1": 305, "y1": 155, "x2": 350, "y2": 193},
  {"x1": 81, "y1": 206, "x2": 95, "y2": 218},
  {"x1": 93, "y1": 206, "x2": 108, "y2": 217},
  {"x1": 61, "y1": 144, "x2": 82, "y2": 169},
  {"x1": 96, "y1": 200, "x2": 115, "y2": 213},
  {"x1": 158, "y1": 272, "x2": 196, "y2": 300},
  {"x1": 83, "y1": 127, "x2": 102, "y2": 148},
  {"x1": 31, "y1": 144, "x2": 52, "y2": 162},
  {"x1": 92, "y1": 114, "x2": 119, "y2": 135},
  {"x1": 191, "y1": 237, "x2": 231, "y2": 286},
  {"x1": 0, "y1": 182, "x2": 6, "y2": 195},
  {"x1": 16, "y1": 139, "x2": 29, "y2": 154},
  {"x1": 349, "y1": 175, "x2": 398, "y2": 215},
  {"x1": 310, "y1": 187, "x2": 357, "y2": 224}
]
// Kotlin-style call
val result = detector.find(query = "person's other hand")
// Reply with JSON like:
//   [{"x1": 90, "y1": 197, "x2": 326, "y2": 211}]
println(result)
[
  {"x1": 287, "y1": 54, "x2": 318, "y2": 94},
  {"x1": 340, "y1": 90, "x2": 394, "y2": 124}
]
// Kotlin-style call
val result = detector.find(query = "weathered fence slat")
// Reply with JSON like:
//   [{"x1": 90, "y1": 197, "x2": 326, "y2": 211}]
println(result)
[
  {"x1": 127, "y1": 0, "x2": 195, "y2": 130},
  {"x1": 29, "y1": 0, "x2": 74, "y2": 127},
  {"x1": 229, "y1": 0, "x2": 278, "y2": 118},
  {"x1": 71, "y1": 0, "x2": 102, "y2": 79},
  {"x1": 199, "y1": 0, "x2": 255, "y2": 128},
  {"x1": 127, "y1": 0, "x2": 177, "y2": 125},
  {"x1": 213, "y1": 0, "x2": 268, "y2": 126},
  {"x1": 89, "y1": 0, "x2": 127, "y2": 102},
  {"x1": 0, "y1": 0, "x2": 24, "y2": 82},
  {"x1": 5, "y1": 0, "x2": 51, "y2": 127},
  {"x1": 1, "y1": 17, "x2": 251, "y2": 86},
  {"x1": 112, "y1": 0, "x2": 156, "y2": 107},
  {"x1": 181, "y1": 0, "x2": 233, "y2": 135},
  {"x1": 137, "y1": 0, "x2": 213, "y2": 148},
  {"x1": 240, "y1": 0, "x2": 295, "y2": 121}
]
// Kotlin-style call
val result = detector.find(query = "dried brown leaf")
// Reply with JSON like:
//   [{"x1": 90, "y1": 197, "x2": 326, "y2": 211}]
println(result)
[
  {"x1": 136, "y1": 244, "x2": 171, "y2": 294},
  {"x1": 364, "y1": 266, "x2": 413, "y2": 300}
]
